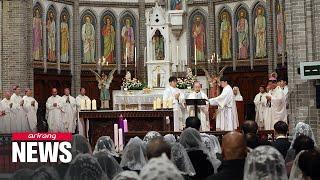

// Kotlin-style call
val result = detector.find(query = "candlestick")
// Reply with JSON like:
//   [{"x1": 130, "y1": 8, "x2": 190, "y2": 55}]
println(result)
[
  {"x1": 85, "y1": 99, "x2": 91, "y2": 110},
  {"x1": 194, "y1": 45, "x2": 197, "y2": 66},
  {"x1": 114, "y1": 124, "x2": 119, "y2": 152},
  {"x1": 91, "y1": 99, "x2": 97, "y2": 110},
  {"x1": 125, "y1": 48, "x2": 128, "y2": 68},
  {"x1": 118, "y1": 128, "x2": 123, "y2": 151},
  {"x1": 134, "y1": 47, "x2": 137, "y2": 68},
  {"x1": 123, "y1": 119, "x2": 128, "y2": 132}
]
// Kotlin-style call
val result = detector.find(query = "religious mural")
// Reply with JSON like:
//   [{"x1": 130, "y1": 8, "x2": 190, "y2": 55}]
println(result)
[
  {"x1": 60, "y1": 9, "x2": 69, "y2": 63},
  {"x1": 253, "y1": 5, "x2": 267, "y2": 58},
  {"x1": 170, "y1": 0, "x2": 182, "y2": 10},
  {"x1": 236, "y1": 8, "x2": 249, "y2": 60},
  {"x1": 47, "y1": 6, "x2": 56, "y2": 62},
  {"x1": 152, "y1": 30, "x2": 165, "y2": 60},
  {"x1": 190, "y1": 13, "x2": 206, "y2": 62},
  {"x1": 121, "y1": 15, "x2": 135, "y2": 64},
  {"x1": 276, "y1": 1, "x2": 284, "y2": 55},
  {"x1": 101, "y1": 12, "x2": 116, "y2": 64},
  {"x1": 81, "y1": 12, "x2": 96, "y2": 64},
  {"x1": 219, "y1": 10, "x2": 232, "y2": 60},
  {"x1": 33, "y1": 3, "x2": 43, "y2": 61}
]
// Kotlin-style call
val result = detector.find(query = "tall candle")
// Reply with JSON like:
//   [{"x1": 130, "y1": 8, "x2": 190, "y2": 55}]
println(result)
[
  {"x1": 144, "y1": 46, "x2": 147, "y2": 67},
  {"x1": 163, "y1": 100, "x2": 167, "y2": 109},
  {"x1": 119, "y1": 114, "x2": 124, "y2": 130},
  {"x1": 98, "y1": 58, "x2": 101, "y2": 66},
  {"x1": 125, "y1": 48, "x2": 128, "y2": 68},
  {"x1": 118, "y1": 128, "x2": 123, "y2": 151},
  {"x1": 134, "y1": 47, "x2": 137, "y2": 67},
  {"x1": 123, "y1": 119, "x2": 128, "y2": 132},
  {"x1": 114, "y1": 124, "x2": 119, "y2": 152},
  {"x1": 194, "y1": 45, "x2": 197, "y2": 66},
  {"x1": 153, "y1": 99, "x2": 157, "y2": 110},
  {"x1": 86, "y1": 99, "x2": 91, "y2": 110},
  {"x1": 80, "y1": 99, "x2": 86, "y2": 110},
  {"x1": 91, "y1": 99, "x2": 97, "y2": 110},
  {"x1": 106, "y1": 61, "x2": 109, "y2": 66}
]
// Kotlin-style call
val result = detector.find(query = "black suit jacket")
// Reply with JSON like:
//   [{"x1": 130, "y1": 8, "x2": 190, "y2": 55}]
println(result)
[
  {"x1": 206, "y1": 159, "x2": 245, "y2": 180},
  {"x1": 187, "y1": 150, "x2": 215, "y2": 180},
  {"x1": 271, "y1": 137, "x2": 291, "y2": 158}
]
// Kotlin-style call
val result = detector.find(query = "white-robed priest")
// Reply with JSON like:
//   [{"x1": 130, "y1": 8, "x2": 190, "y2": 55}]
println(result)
[
  {"x1": 76, "y1": 87, "x2": 90, "y2": 136},
  {"x1": 46, "y1": 88, "x2": 65, "y2": 132},
  {"x1": 163, "y1": 76, "x2": 185, "y2": 131},
  {"x1": 10, "y1": 86, "x2": 28, "y2": 132},
  {"x1": 0, "y1": 91, "x2": 14, "y2": 133},
  {"x1": 253, "y1": 85, "x2": 268, "y2": 129},
  {"x1": 23, "y1": 88, "x2": 38, "y2": 132},
  {"x1": 208, "y1": 77, "x2": 239, "y2": 131},
  {"x1": 62, "y1": 88, "x2": 77, "y2": 133},
  {"x1": 187, "y1": 81, "x2": 210, "y2": 131}
]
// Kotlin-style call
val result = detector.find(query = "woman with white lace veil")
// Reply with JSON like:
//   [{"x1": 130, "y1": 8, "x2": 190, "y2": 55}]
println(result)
[
  {"x1": 285, "y1": 122, "x2": 317, "y2": 163},
  {"x1": 120, "y1": 136, "x2": 147, "y2": 172},
  {"x1": 70, "y1": 134, "x2": 92, "y2": 156},
  {"x1": 64, "y1": 153, "x2": 108, "y2": 180},
  {"x1": 163, "y1": 134, "x2": 176, "y2": 145},
  {"x1": 140, "y1": 154, "x2": 184, "y2": 180},
  {"x1": 31, "y1": 166, "x2": 61, "y2": 180},
  {"x1": 143, "y1": 131, "x2": 162, "y2": 145},
  {"x1": 179, "y1": 128, "x2": 220, "y2": 179},
  {"x1": 93, "y1": 136, "x2": 120, "y2": 163},
  {"x1": 113, "y1": 171, "x2": 140, "y2": 180},
  {"x1": 170, "y1": 142, "x2": 196, "y2": 177},
  {"x1": 93, "y1": 151, "x2": 123, "y2": 179},
  {"x1": 201, "y1": 133, "x2": 222, "y2": 159},
  {"x1": 289, "y1": 150, "x2": 305, "y2": 180},
  {"x1": 244, "y1": 146, "x2": 288, "y2": 180}
]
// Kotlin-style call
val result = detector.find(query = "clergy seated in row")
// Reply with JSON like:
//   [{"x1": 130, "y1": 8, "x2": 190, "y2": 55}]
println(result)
[
  {"x1": 187, "y1": 81, "x2": 210, "y2": 131},
  {"x1": 163, "y1": 76, "x2": 185, "y2": 131},
  {"x1": 0, "y1": 87, "x2": 38, "y2": 133},
  {"x1": 208, "y1": 77, "x2": 239, "y2": 131}
]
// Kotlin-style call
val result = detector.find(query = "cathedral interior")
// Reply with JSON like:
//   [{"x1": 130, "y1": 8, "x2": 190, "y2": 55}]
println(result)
[{"x1": 0, "y1": 0, "x2": 319, "y2": 143}]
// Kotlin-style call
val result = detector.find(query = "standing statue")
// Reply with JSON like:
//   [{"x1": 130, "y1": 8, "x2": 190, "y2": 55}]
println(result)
[{"x1": 90, "y1": 68, "x2": 117, "y2": 109}]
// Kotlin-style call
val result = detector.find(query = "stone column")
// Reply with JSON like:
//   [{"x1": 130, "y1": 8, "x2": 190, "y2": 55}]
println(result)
[
  {"x1": 266, "y1": 0, "x2": 274, "y2": 73},
  {"x1": 72, "y1": 0, "x2": 81, "y2": 95},
  {"x1": 285, "y1": 0, "x2": 320, "y2": 144},
  {"x1": 138, "y1": 0, "x2": 146, "y2": 81},
  {"x1": 0, "y1": 0, "x2": 3, "y2": 93},
  {"x1": 1, "y1": 0, "x2": 33, "y2": 91},
  {"x1": 207, "y1": 0, "x2": 215, "y2": 74}
]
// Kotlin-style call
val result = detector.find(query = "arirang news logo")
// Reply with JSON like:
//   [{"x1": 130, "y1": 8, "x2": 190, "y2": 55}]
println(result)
[{"x1": 11, "y1": 133, "x2": 72, "y2": 163}]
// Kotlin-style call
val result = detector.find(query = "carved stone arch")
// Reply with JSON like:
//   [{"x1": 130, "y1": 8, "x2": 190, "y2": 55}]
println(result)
[
  {"x1": 100, "y1": 10, "x2": 117, "y2": 64},
  {"x1": 252, "y1": 1, "x2": 268, "y2": 59},
  {"x1": 216, "y1": 6, "x2": 233, "y2": 60},
  {"x1": 234, "y1": 3, "x2": 250, "y2": 60}
]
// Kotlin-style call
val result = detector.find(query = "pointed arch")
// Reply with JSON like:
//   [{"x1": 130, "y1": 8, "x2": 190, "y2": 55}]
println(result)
[
  {"x1": 188, "y1": 8, "x2": 207, "y2": 63},
  {"x1": 217, "y1": 7, "x2": 233, "y2": 60},
  {"x1": 100, "y1": 10, "x2": 117, "y2": 64},
  {"x1": 120, "y1": 10, "x2": 137, "y2": 64},
  {"x1": 33, "y1": 2, "x2": 44, "y2": 61},
  {"x1": 47, "y1": 5, "x2": 57, "y2": 62},
  {"x1": 234, "y1": 4, "x2": 250, "y2": 60},
  {"x1": 60, "y1": 8, "x2": 70, "y2": 63},
  {"x1": 252, "y1": 2, "x2": 267, "y2": 59},
  {"x1": 80, "y1": 9, "x2": 97, "y2": 64}
]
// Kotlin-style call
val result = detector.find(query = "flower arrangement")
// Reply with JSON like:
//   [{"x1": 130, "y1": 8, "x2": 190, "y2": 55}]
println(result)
[
  {"x1": 177, "y1": 68, "x2": 197, "y2": 89},
  {"x1": 122, "y1": 77, "x2": 146, "y2": 90}
]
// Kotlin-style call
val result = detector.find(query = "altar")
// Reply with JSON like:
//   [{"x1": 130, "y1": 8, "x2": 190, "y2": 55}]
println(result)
[{"x1": 79, "y1": 110, "x2": 174, "y2": 145}]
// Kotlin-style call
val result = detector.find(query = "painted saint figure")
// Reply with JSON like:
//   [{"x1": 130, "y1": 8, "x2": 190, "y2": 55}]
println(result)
[
  {"x1": 47, "y1": 11, "x2": 56, "y2": 62},
  {"x1": 171, "y1": 0, "x2": 182, "y2": 10},
  {"x1": 220, "y1": 12, "x2": 232, "y2": 59},
  {"x1": 82, "y1": 16, "x2": 95, "y2": 63},
  {"x1": 254, "y1": 7, "x2": 267, "y2": 58},
  {"x1": 102, "y1": 16, "x2": 115, "y2": 63},
  {"x1": 33, "y1": 8, "x2": 42, "y2": 61},
  {"x1": 237, "y1": 10, "x2": 249, "y2": 59},
  {"x1": 192, "y1": 16, "x2": 205, "y2": 61},
  {"x1": 121, "y1": 18, "x2": 135, "y2": 63},
  {"x1": 277, "y1": 4, "x2": 284, "y2": 55},
  {"x1": 152, "y1": 31, "x2": 164, "y2": 60},
  {"x1": 60, "y1": 14, "x2": 69, "y2": 63}
]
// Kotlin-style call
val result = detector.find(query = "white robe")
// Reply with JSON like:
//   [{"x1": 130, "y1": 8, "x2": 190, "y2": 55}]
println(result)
[
  {"x1": 23, "y1": 96, "x2": 38, "y2": 132},
  {"x1": 62, "y1": 95, "x2": 77, "y2": 133},
  {"x1": 270, "y1": 86, "x2": 287, "y2": 126},
  {"x1": 0, "y1": 99, "x2": 12, "y2": 133},
  {"x1": 163, "y1": 86, "x2": 185, "y2": 131},
  {"x1": 264, "y1": 92, "x2": 273, "y2": 130},
  {"x1": 253, "y1": 92, "x2": 268, "y2": 128},
  {"x1": 46, "y1": 95, "x2": 65, "y2": 132},
  {"x1": 76, "y1": 95, "x2": 90, "y2": 136},
  {"x1": 209, "y1": 85, "x2": 239, "y2": 131},
  {"x1": 10, "y1": 93, "x2": 28, "y2": 132},
  {"x1": 187, "y1": 91, "x2": 210, "y2": 131},
  {"x1": 234, "y1": 94, "x2": 243, "y2": 101}
]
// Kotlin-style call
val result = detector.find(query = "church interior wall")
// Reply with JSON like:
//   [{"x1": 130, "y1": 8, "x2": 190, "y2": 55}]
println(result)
[{"x1": 0, "y1": 0, "x2": 2, "y2": 95}]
